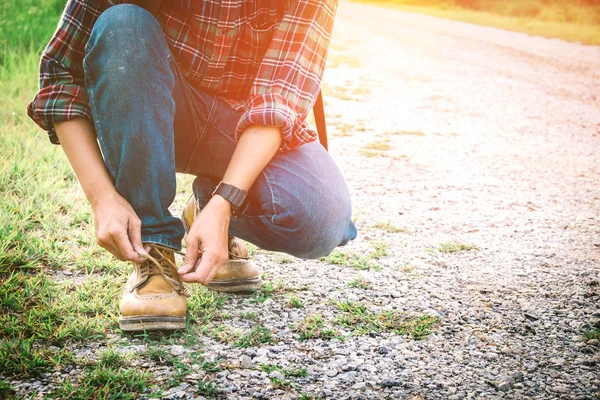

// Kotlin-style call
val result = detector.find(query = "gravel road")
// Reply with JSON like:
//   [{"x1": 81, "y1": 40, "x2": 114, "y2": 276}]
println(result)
[
  {"x1": 11, "y1": 1, "x2": 600, "y2": 399},
  {"x1": 306, "y1": 2, "x2": 600, "y2": 398}
]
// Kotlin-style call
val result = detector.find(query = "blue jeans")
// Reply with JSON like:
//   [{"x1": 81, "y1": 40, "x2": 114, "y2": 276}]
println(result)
[{"x1": 83, "y1": 5, "x2": 357, "y2": 258}]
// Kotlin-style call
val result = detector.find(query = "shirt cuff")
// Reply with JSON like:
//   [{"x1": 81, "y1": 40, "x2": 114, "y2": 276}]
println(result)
[
  {"x1": 236, "y1": 93, "x2": 315, "y2": 152},
  {"x1": 27, "y1": 84, "x2": 92, "y2": 144}
]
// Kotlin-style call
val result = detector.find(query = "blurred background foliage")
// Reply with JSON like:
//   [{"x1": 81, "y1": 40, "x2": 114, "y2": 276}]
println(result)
[
  {"x1": 0, "y1": 0, "x2": 65, "y2": 67},
  {"x1": 362, "y1": 0, "x2": 600, "y2": 24}
]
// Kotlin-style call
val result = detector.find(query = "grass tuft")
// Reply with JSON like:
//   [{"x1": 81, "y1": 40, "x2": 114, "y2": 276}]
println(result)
[
  {"x1": 186, "y1": 285, "x2": 228, "y2": 324},
  {"x1": 249, "y1": 279, "x2": 286, "y2": 303},
  {"x1": 372, "y1": 221, "x2": 410, "y2": 233},
  {"x1": 48, "y1": 363, "x2": 151, "y2": 400},
  {"x1": 234, "y1": 325, "x2": 274, "y2": 348},
  {"x1": 583, "y1": 329, "x2": 600, "y2": 340},
  {"x1": 438, "y1": 241, "x2": 479, "y2": 253},
  {"x1": 323, "y1": 241, "x2": 389, "y2": 271},
  {"x1": 334, "y1": 301, "x2": 438, "y2": 339},
  {"x1": 294, "y1": 314, "x2": 339, "y2": 341},
  {"x1": 287, "y1": 296, "x2": 305, "y2": 308},
  {"x1": 347, "y1": 276, "x2": 373, "y2": 289},
  {"x1": 0, "y1": 338, "x2": 73, "y2": 378},
  {"x1": 197, "y1": 379, "x2": 217, "y2": 397}
]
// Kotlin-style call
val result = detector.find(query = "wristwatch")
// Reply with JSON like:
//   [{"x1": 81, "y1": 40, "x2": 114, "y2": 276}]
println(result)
[{"x1": 212, "y1": 181, "x2": 249, "y2": 217}]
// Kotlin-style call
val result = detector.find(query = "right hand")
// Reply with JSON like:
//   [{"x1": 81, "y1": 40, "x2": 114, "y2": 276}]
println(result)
[{"x1": 92, "y1": 192, "x2": 149, "y2": 263}]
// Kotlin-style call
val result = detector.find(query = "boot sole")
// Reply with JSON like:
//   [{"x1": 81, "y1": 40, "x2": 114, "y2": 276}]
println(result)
[
  {"x1": 208, "y1": 276, "x2": 262, "y2": 293},
  {"x1": 119, "y1": 316, "x2": 185, "y2": 332}
]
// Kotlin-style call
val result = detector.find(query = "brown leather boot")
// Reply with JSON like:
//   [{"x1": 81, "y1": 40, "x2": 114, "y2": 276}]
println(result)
[
  {"x1": 119, "y1": 244, "x2": 188, "y2": 332},
  {"x1": 182, "y1": 195, "x2": 261, "y2": 292}
]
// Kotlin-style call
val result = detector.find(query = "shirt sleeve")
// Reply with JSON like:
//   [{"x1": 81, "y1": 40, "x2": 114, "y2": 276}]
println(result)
[
  {"x1": 26, "y1": 0, "x2": 128, "y2": 144},
  {"x1": 235, "y1": 0, "x2": 337, "y2": 152}
]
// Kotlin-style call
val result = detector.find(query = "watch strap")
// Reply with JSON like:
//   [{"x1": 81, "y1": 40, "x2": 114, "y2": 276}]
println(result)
[{"x1": 212, "y1": 181, "x2": 248, "y2": 217}]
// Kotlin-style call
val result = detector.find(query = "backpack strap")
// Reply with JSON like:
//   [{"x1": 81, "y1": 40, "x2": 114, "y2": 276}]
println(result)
[{"x1": 313, "y1": 89, "x2": 328, "y2": 151}]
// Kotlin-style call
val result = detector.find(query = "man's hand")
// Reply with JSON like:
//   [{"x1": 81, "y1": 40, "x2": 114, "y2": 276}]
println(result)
[
  {"x1": 178, "y1": 195, "x2": 232, "y2": 284},
  {"x1": 93, "y1": 192, "x2": 149, "y2": 263},
  {"x1": 54, "y1": 118, "x2": 148, "y2": 264},
  {"x1": 177, "y1": 125, "x2": 281, "y2": 285}
]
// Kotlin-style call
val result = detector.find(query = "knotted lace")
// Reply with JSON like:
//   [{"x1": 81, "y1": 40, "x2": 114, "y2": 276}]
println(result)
[{"x1": 136, "y1": 246, "x2": 190, "y2": 297}]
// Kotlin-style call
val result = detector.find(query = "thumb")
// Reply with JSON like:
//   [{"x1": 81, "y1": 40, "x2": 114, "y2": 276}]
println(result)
[
  {"x1": 180, "y1": 236, "x2": 199, "y2": 275},
  {"x1": 128, "y1": 219, "x2": 148, "y2": 261}
]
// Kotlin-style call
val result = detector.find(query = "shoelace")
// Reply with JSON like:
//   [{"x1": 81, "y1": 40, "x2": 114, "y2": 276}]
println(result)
[
  {"x1": 228, "y1": 238, "x2": 249, "y2": 260},
  {"x1": 138, "y1": 247, "x2": 190, "y2": 297}
]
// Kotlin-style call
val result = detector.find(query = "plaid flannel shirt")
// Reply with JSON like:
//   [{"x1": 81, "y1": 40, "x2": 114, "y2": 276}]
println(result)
[{"x1": 26, "y1": 0, "x2": 336, "y2": 151}]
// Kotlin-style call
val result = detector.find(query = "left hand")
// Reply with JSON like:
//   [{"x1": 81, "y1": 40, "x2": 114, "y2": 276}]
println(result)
[{"x1": 178, "y1": 195, "x2": 231, "y2": 284}]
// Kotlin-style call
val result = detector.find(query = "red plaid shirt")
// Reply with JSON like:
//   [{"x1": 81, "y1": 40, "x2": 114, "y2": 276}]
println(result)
[{"x1": 27, "y1": 0, "x2": 336, "y2": 151}]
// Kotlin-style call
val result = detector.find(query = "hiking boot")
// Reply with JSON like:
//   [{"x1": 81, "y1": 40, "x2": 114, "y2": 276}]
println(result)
[
  {"x1": 119, "y1": 244, "x2": 188, "y2": 332},
  {"x1": 182, "y1": 195, "x2": 261, "y2": 292}
]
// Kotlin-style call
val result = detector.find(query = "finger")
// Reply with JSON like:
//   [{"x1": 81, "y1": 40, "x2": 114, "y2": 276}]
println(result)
[
  {"x1": 181, "y1": 251, "x2": 215, "y2": 283},
  {"x1": 111, "y1": 228, "x2": 138, "y2": 262},
  {"x1": 106, "y1": 237, "x2": 126, "y2": 261},
  {"x1": 193, "y1": 250, "x2": 223, "y2": 285},
  {"x1": 180, "y1": 269, "x2": 208, "y2": 283},
  {"x1": 127, "y1": 218, "x2": 148, "y2": 263},
  {"x1": 180, "y1": 236, "x2": 200, "y2": 275},
  {"x1": 204, "y1": 259, "x2": 224, "y2": 285}
]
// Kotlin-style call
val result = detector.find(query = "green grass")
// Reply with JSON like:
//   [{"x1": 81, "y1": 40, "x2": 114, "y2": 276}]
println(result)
[
  {"x1": 0, "y1": 380, "x2": 15, "y2": 399},
  {"x1": 353, "y1": 0, "x2": 600, "y2": 45},
  {"x1": 295, "y1": 304, "x2": 437, "y2": 341},
  {"x1": 333, "y1": 300, "x2": 438, "y2": 339},
  {"x1": 294, "y1": 314, "x2": 340, "y2": 341},
  {"x1": 240, "y1": 311, "x2": 258, "y2": 320},
  {"x1": 0, "y1": 1, "x2": 144, "y2": 381},
  {"x1": 324, "y1": 250, "x2": 377, "y2": 270},
  {"x1": 186, "y1": 285, "x2": 229, "y2": 324},
  {"x1": 234, "y1": 325, "x2": 274, "y2": 348},
  {"x1": 197, "y1": 379, "x2": 218, "y2": 397},
  {"x1": 583, "y1": 329, "x2": 600, "y2": 340},
  {"x1": 48, "y1": 363, "x2": 152, "y2": 400},
  {"x1": 260, "y1": 363, "x2": 309, "y2": 378},
  {"x1": 249, "y1": 279, "x2": 286, "y2": 303},
  {"x1": 323, "y1": 241, "x2": 389, "y2": 271},
  {"x1": 363, "y1": 140, "x2": 393, "y2": 151},
  {"x1": 438, "y1": 241, "x2": 479, "y2": 253},
  {"x1": 299, "y1": 393, "x2": 323, "y2": 400},
  {"x1": 371, "y1": 221, "x2": 410, "y2": 233},
  {"x1": 0, "y1": 338, "x2": 74, "y2": 378},
  {"x1": 0, "y1": 0, "x2": 66, "y2": 66},
  {"x1": 347, "y1": 276, "x2": 373, "y2": 289},
  {"x1": 287, "y1": 296, "x2": 305, "y2": 308}
]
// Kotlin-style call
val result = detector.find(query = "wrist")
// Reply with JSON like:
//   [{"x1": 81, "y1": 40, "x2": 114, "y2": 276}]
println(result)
[
  {"x1": 89, "y1": 187, "x2": 119, "y2": 211},
  {"x1": 208, "y1": 194, "x2": 233, "y2": 217}
]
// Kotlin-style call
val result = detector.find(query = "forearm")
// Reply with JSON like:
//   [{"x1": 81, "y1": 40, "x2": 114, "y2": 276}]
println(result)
[
  {"x1": 54, "y1": 118, "x2": 117, "y2": 209},
  {"x1": 214, "y1": 125, "x2": 282, "y2": 212},
  {"x1": 181, "y1": 125, "x2": 283, "y2": 282}
]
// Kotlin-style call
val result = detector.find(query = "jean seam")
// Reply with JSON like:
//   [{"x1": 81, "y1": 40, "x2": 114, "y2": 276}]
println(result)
[
  {"x1": 141, "y1": 236, "x2": 181, "y2": 251},
  {"x1": 261, "y1": 169, "x2": 278, "y2": 225},
  {"x1": 83, "y1": 60, "x2": 115, "y2": 180},
  {"x1": 209, "y1": 117, "x2": 239, "y2": 147},
  {"x1": 183, "y1": 94, "x2": 216, "y2": 174}
]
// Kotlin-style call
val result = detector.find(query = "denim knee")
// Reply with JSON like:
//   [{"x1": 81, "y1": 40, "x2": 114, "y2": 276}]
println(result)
[
  {"x1": 271, "y1": 192, "x2": 356, "y2": 260},
  {"x1": 85, "y1": 4, "x2": 168, "y2": 79}
]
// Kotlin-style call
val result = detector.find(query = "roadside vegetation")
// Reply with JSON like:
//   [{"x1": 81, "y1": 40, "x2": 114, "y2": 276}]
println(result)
[{"x1": 353, "y1": 0, "x2": 600, "y2": 45}]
